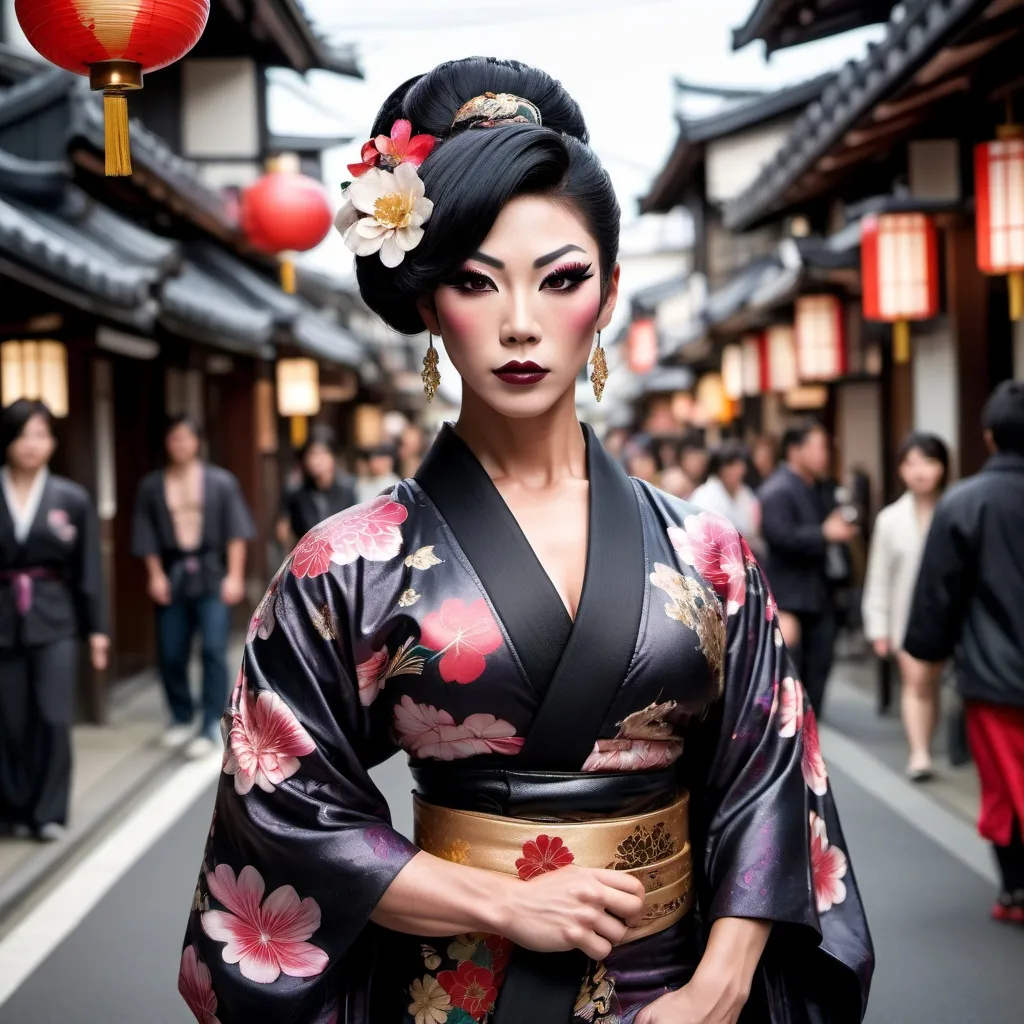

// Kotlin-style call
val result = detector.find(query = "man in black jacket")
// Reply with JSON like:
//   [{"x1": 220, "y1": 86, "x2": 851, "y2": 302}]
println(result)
[
  {"x1": 904, "y1": 380, "x2": 1024, "y2": 924},
  {"x1": 758, "y1": 421, "x2": 857, "y2": 714}
]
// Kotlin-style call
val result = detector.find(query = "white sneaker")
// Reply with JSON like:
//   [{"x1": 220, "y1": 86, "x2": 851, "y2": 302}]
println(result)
[
  {"x1": 36, "y1": 823, "x2": 67, "y2": 843},
  {"x1": 184, "y1": 734, "x2": 218, "y2": 760},
  {"x1": 161, "y1": 723, "x2": 197, "y2": 749}
]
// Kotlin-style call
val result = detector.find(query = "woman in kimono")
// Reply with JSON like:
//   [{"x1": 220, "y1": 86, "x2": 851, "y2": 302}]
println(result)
[
  {"x1": 0, "y1": 400, "x2": 107, "y2": 841},
  {"x1": 180, "y1": 58, "x2": 872, "y2": 1024}
]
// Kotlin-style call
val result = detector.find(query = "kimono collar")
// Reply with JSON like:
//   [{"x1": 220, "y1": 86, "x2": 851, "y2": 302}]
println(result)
[{"x1": 1, "y1": 466, "x2": 49, "y2": 545}]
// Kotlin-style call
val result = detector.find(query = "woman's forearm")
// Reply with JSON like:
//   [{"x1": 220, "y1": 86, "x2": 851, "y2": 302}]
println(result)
[
  {"x1": 371, "y1": 850, "x2": 510, "y2": 937},
  {"x1": 693, "y1": 917, "x2": 772, "y2": 1004}
]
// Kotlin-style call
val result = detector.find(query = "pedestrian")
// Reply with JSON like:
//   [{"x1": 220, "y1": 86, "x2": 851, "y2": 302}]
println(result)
[
  {"x1": 354, "y1": 443, "x2": 401, "y2": 503},
  {"x1": 397, "y1": 421, "x2": 428, "y2": 478},
  {"x1": 181, "y1": 56, "x2": 870, "y2": 1023},
  {"x1": 680, "y1": 437, "x2": 709, "y2": 488},
  {"x1": 746, "y1": 434, "x2": 777, "y2": 490},
  {"x1": 0, "y1": 400, "x2": 108, "y2": 842},
  {"x1": 759, "y1": 420, "x2": 857, "y2": 715},
  {"x1": 861, "y1": 431, "x2": 949, "y2": 780},
  {"x1": 623, "y1": 435, "x2": 658, "y2": 483},
  {"x1": 276, "y1": 428, "x2": 356, "y2": 547},
  {"x1": 692, "y1": 439, "x2": 764, "y2": 556},
  {"x1": 904, "y1": 381, "x2": 1024, "y2": 923},
  {"x1": 131, "y1": 416, "x2": 255, "y2": 759}
]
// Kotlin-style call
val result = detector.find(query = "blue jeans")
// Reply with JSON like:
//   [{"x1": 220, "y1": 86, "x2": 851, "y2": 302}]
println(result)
[{"x1": 156, "y1": 594, "x2": 231, "y2": 735}]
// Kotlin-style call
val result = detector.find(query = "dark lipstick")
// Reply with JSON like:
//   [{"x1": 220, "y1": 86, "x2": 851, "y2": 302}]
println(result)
[{"x1": 492, "y1": 360, "x2": 549, "y2": 386}]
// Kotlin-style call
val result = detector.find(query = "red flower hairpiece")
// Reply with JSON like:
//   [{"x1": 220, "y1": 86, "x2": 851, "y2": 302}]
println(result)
[{"x1": 347, "y1": 119, "x2": 435, "y2": 178}]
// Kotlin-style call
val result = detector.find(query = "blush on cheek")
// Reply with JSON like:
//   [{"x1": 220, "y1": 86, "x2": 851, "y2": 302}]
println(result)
[
  {"x1": 564, "y1": 294, "x2": 603, "y2": 336},
  {"x1": 435, "y1": 295, "x2": 479, "y2": 342}
]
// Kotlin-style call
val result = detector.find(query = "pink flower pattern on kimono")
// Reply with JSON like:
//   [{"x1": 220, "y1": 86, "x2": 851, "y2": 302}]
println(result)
[
  {"x1": 668, "y1": 512, "x2": 747, "y2": 614},
  {"x1": 420, "y1": 598, "x2": 503, "y2": 684},
  {"x1": 393, "y1": 696, "x2": 523, "y2": 760},
  {"x1": 223, "y1": 674, "x2": 316, "y2": 795},
  {"x1": 356, "y1": 648, "x2": 389, "y2": 707},
  {"x1": 802, "y1": 708, "x2": 829, "y2": 796},
  {"x1": 247, "y1": 574, "x2": 281, "y2": 642},
  {"x1": 778, "y1": 677, "x2": 804, "y2": 738},
  {"x1": 291, "y1": 497, "x2": 408, "y2": 578},
  {"x1": 582, "y1": 738, "x2": 684, "y2": 773},
  {"x1": 202, "y1": 864, "x2": 329, "y2": 984},
  {"x1": 809, "y1": 812, "x2": 848, "y2": 914},
  {"x1": 178, "y1": 945, "x2": 221, "y2": 1024}
]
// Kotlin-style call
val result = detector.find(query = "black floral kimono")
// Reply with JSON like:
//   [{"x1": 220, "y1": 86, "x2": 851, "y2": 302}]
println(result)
[{"x1": 179, "y1": 425, "x2": 873, "y2": 1024}]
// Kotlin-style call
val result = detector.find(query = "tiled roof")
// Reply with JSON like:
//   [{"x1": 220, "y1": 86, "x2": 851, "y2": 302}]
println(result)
[
  {"x1": 732, "y1": 0, "x2": 898, "y2": 54},
  {"x1": 724, "y1": 0, "x2": 990, "y2": 230}
]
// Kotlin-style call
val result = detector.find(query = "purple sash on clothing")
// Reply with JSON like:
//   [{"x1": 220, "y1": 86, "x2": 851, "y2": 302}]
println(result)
[{"x1": 0, "y1": 568, "x2": 60, "y2": 615}]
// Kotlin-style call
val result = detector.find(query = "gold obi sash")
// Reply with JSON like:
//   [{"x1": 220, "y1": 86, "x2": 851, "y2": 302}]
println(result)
[{"x1": 414, "y1": 790, "x2": 693, "y2": 943}]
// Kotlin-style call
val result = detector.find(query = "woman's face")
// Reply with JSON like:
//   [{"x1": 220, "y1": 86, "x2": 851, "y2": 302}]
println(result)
[
  {"x1": 420, "y1": 194, "x2": 619, "y2": 421},
  {"x1": 303, "y1": 443, "x2": 335, "y2": 482},
  {"x1": 900, "y1": 447, "x2": 945, "y2": 496},
  {"x1": 7, "y1": 413, "x2": 55, "y2": 473}
]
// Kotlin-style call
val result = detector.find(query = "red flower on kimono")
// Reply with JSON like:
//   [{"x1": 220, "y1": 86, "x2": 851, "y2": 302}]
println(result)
[
  {"x1": 436, "y1": 961, "x2": 498, "y2": 1021},
  {"x1": 393, "y1": 697, "x2": 524, "y2": 760},
  {"x1": 802, "y1": 708, "x2": 829, "y2": 796},
  {"x1": 668, "y1": 512, "x2": 747, "y2": 614},
  {"x1": 178, "y1": 945, "x2": 220, "y2": 1024},
  {"x1": 809, "y1": 812, "x2": 848, "y2": 914},
  {"x1": 223, "y1": 674, "x2": 316, "y2": 795},
  {"x1": 515, "y1": 835, "x2": 575, "y2": 880},
  {"x1": 778, "y1": 676, "x2": 804, "y2": 738},
  {"x1": 202, "y1": 864, "x2": 329, "y2": 983},
  {"x1": 582, "y1": 737, "x2": 684, "y2": 773},
  {"x1": 247, "y1": 573, "x2": 281, "y2": 642},
  {"x1": 291, "y1": 497, "x2": 408, "y2": 578},
  {"x1": 420, "y1": 598, "x2": 503, "y2": 683},
  {"x1": 485, "y1": 933, "x2": 512, "y2": 982},
  {"x1": 356, "y1": 648, "x2": 389, "y2": 707}
]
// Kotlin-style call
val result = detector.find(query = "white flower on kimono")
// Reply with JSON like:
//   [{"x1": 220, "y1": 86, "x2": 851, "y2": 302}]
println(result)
[
  {"x1": 800, "y1": 709, "x2": 828, "y2": 797},
  {"x1": 202, "y1": 864, "x2": 329, "y2": 983},
  {"x1": 809, "y1": 811, "x2": 848, "y2": 914},
  {"x1": 223, "y1": 673, "x2": 316, "y2": 795},
  {"x1": 582, "y1": 738, "x2": 684, "y2": 773},
  {"x1": 178, "y1": 945, "x2": 220, "y2": 1024},
  {"x1": 356, "y1": 648, "x2": 389, "y2": 707},
  {"x1": 340, "y1": 163, "x2": 434, "y2": 268},
  {"x1": 290, "y1": 497, "x2": 409, "y2": 578},
  {"x1": 393, "y1": 696, "x2": 524, "y2": 761},
  {"x1": 408, "y1": 974, "x2": 452, "y2": 1024},
  {"x1": 668, "y1": 512, "x2": 747, "y2": 614},
  {"x1": 246, "y1": 574, "x2": 281, "y2": 642},
  {"x1": 778, "y1": 676, "x2": 804, "y2": 738}
]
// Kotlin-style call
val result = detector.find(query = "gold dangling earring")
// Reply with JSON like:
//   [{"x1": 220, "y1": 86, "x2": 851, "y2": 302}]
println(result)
[
  {"x1": 422, "y1": 334, "x2": 441, "y2": 403},
  {"x1": 590, "y1": 331, "x2": 609, "y2": 402}
]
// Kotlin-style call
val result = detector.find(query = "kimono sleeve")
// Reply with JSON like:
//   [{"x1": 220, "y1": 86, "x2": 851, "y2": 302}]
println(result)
[
  {"x1": 180, "y1": 564, "x2": 418, "y2": 1024},
  {"x1": 130, "y1": 475, "x2": 161, "y2": 560},
  {"x1": 680, "y1": 518, "x2": 873, "y2": 1021},
  {"x1": 220, "y1": 471, "x2": 257, "y2": 543},
  {"x1": 70, "y1": 488, "x2": 107, "y2": 637}
]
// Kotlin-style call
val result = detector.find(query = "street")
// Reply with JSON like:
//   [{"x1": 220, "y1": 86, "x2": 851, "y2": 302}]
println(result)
[{"x1": 0, "y1": 733, "x2": 1022, "y2": 1024}]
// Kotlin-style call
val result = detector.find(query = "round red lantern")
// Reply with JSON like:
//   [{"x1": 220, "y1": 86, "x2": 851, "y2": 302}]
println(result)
[
  {"x1": 15, "y1": 0, "x2": 210, "y2": 177},
  {"x1": 975, "y1": 127, "x2": 1024, "y2": 321},
  {"x1": 861, "y1": 212, "x2": 939, "y2": 364},
  {"x1": 241, "y1": 157, "x2": 334, "y2": 294}
]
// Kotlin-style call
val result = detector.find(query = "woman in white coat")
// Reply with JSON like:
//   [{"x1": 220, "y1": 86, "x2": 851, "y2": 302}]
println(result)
[{"x1": 862, "y1": 432, "x2": 949, "y2": 780}]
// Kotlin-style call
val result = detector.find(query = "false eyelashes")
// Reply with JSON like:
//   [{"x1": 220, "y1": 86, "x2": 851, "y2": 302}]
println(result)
[{"x1": 443, "y1": 261, "x2": 595, "y2": 295}]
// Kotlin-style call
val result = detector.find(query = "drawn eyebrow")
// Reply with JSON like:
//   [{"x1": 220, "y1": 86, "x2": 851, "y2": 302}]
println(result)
[
  {"x1": 469, "y1": 251, "x2": 504, "y2": 269},
  {"x1": 534, "y1": 244, "x2": 586, "y2": 268}
]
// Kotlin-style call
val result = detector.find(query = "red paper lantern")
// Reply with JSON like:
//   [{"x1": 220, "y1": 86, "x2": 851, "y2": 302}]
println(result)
[
  {"x1": 16, "y1": 0, "x2": 210, "y2": 177},
  {"x1": 627, "y1": 318, "x2": 658, "y2": 375},
  {"x1": 242, "y1": 162, "x2": 334, "y2": 294},
  {"x1": 765, "y1": 325, "x2": 797, "y2": 393},
  {"x1": 795, "y1": 295, "x2": 847, "y2": 382},
  {"x1": 861, "y1": 212, "x2": 939, "y2": 364},
  {"x1": 975, "y1": 129, "x2": 1024, "y2": 321}
]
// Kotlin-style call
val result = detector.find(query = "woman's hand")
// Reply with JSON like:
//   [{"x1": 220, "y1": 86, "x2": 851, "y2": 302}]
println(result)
[
  {"x1": 872, "y1": 638, "x2": 890, "y2": 659},
  {"x1": 89, "y1": 634, "x2": 110, "y2": 672},
  {"x1": 497, "y1": 865, "x2": 646, "y2": 961},
  {"x1": 635, "y1": 978, "x2": 747, "y2": 1024},
  {"x1": 220, "y1": 573, "x2": 246, "y2": 607}
]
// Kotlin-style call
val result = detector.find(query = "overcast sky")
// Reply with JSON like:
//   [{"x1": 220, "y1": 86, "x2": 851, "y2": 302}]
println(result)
[{"x1": 272, "y1": 0, "x2": 883, "y2": 278}]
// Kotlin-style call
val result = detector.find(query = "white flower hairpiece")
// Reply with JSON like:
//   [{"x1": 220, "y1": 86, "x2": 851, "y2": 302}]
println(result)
[{"x1": 335, "y1": 119, "x2": 436, "y2": 268}]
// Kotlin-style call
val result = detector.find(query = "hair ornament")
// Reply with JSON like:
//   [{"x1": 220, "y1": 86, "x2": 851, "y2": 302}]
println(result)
[
  {"x1": 451, "y1": 92, "x2": 542, "y2": 132},
  {"x1": 337, "y1": 119, "x2": 436, "y2": 268}
]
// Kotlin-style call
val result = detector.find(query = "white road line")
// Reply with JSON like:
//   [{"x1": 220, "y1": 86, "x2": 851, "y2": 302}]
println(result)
[
  {"x1": 0, "y1": 751, "x2": 221, "y2": 1007},
  {"x1": 820, "y1": 723, "x2": 998, "y2": 885}
]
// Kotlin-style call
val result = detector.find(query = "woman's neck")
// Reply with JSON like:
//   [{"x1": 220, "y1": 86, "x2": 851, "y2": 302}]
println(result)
[
  {"x1": 911, "y1": 490, "x2": 938, "y2": 511},
  {"x1": 454, "y1": 387, "x2": 587, "y2": 486},
  {"x1": 5, "y1": 464, "x2": 43, "y2": 489}
]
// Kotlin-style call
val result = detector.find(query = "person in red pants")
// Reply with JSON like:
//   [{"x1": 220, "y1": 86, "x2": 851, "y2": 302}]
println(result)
[{"x1": 903, "y1": 380, "x2": 1024, "y2": 923}]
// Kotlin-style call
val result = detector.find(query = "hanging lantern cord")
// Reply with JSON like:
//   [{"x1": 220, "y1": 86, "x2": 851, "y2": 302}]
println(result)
[
  {"x1": 893, "y1": 321, "x2": 911, "y2": 365},
  {"x1": 291, "y1": 416, "x2": 309, "y2": 448},
  {"x1": 89, "y1": 61, "x2": 144, "y2": 177}
]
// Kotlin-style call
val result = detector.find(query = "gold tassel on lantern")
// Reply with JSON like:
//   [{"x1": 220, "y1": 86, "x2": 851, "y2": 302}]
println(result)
[
  {"x1": 893, "y1": 320, "x2": 911, "y2": 364},
  {"x1": 1009, "y1": 271, "x2": 1024, "y2": 322},
  {"x1": 90, "y1": 62, "x2": 144, "y2": 177},
  {"x1": 291, "y1": 416, "x2": 309, "y2": 448},
  {"x1": 281, "y1": 258, "x2": 297, "y2": 295}
]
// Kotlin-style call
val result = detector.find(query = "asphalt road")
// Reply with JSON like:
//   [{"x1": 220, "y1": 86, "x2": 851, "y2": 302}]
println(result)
[{"x1": 1, "y1": 757, "x2": 1022, "y2": 1024}]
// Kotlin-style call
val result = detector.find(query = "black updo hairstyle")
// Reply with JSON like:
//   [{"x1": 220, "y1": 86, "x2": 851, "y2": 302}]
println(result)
[
  {"x1": 355, "y1": 57, "x2": 620, "y2": 335},
  {"x1": 1, "y1": 399, "x2": 53, "y2": 457}
]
